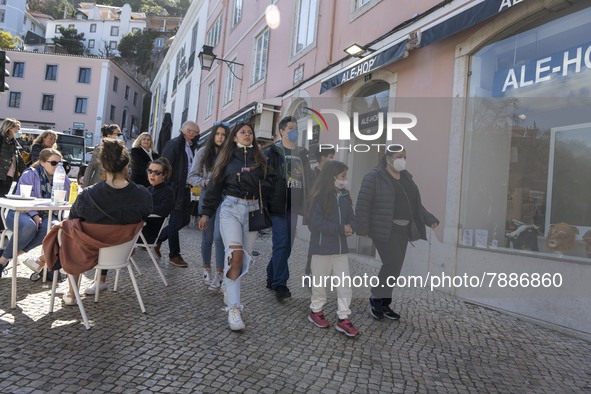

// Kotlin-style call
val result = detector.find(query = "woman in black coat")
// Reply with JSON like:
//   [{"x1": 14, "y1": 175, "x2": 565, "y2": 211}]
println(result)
[
  {"x1": 130, "y1": 132, "x2": 159, "y2": 187},
  {"x1": 356, "y1": 148, "x2": 439, "y2": 321}
]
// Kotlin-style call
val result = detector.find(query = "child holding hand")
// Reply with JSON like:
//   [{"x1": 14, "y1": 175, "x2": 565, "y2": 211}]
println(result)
[{"x1": 307, "y1": 160, "x2": 359, "y2": 337}]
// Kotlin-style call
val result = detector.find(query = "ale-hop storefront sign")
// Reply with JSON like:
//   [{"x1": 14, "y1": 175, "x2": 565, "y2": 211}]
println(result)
[
  {"x1": 492, "y1": 41, "x2": 591, "y2": 97},
  {"x1": 320, "y1": 41, "x2": 408, "y2": 93}
]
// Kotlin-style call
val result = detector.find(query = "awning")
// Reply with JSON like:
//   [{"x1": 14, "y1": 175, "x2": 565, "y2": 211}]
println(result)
[
  {"x1": 419, "y1": 0, "x2": 526, "y2": 48},
  {"x1": 197, "y1": 104, "x2": 256, "y2": 145},
  {"x1": 320, "y1": 40, "x2": 408, "y2": 94},
  {"x1": 319, "y1": 0, "x2": 530, "y2": 94}
]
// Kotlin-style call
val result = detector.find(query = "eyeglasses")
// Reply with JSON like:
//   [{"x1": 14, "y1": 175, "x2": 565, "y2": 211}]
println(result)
[
  {"x1": 47, "y1": 161, "x2": 61, "y2": 166},
  {"x1": 214, "y1": 121, "x2": 230, "y2": 127},
  {"x1": 146, "y1": 169, "x2": 163, "y2": 176}
]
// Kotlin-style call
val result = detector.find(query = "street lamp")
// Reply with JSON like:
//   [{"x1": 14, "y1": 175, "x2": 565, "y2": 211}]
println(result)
[{"x1": 198, "y1": 45, "x2": 244, "y2": 79}]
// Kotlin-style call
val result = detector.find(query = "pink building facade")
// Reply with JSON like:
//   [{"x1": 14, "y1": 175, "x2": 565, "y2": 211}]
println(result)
[
  {"x1": 1, "y1": 50, "x2": 146, "y2": 145},
  {"x1": 153, "y1": 0, "x2": 591, "y2": 335}
]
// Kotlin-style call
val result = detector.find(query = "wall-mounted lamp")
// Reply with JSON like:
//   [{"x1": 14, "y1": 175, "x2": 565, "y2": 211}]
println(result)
[
  {"x1": 344, "y1": 43, "x2": 374, "y2": 58},
  {"x1": 198, "y1": 45, "x2": 244, "y2": 79}
]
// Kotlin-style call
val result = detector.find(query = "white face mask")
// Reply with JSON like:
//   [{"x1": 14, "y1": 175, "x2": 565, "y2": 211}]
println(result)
[
  {"x1": 334, "y1": 179, "x2": 348, "y2": 189},
  {"x1": 389, "y1": 158, "x2": 406, "y2": 172}
]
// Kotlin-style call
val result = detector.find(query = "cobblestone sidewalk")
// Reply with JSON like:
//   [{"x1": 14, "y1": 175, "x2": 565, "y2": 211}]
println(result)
[{"x1": 1, "y1": 226, "x2": 590, "y2": 393}]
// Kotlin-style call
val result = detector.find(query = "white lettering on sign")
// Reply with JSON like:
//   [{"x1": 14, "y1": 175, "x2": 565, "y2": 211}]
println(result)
[
  {"x1": 501, "y1": 43, "x2": 591, "y2": 94},
  {"x1": 498, "y1": 0, "x2": 524, "y2": 13},
  {"x1": 341, "y1": 58, "x2": 376, "y2": 83}
]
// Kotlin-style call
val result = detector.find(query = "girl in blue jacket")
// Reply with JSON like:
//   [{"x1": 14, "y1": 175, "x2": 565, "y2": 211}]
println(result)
[{"x1": 307, "y1": 160, "x2": 359, "y2": 337}]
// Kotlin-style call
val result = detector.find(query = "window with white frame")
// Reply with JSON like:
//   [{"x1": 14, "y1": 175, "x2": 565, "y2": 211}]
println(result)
[
  {"x1": 231, "y1": 0, "x2": 243, "y2": 28},
  {"x1": 293, "y1": 0, "x2": 318, "y2": 55},
  {"x1": 191, "y1": 22, "x2": 198, "y2": 52},
  {"x1": 155, "y1": 38, "x2": 164, "y2": 48},
  {"x1": 8, "y1": 92, "x2": 21, "y2": 108},
  {"x1": 111, "y1": 26, "x2": 119, "y2": 36},
  {"x1": 88, "y1": 39, "x2": 95, "y2": 48},
  {"x1": 78, "y1": 67, "x2": 91, "y2": 83},
  {"x1": 207, "y1": 16, "x2": 222, "y2": 47},
  {"x1": 0, "y1": 0, "x2": 6, "y2": 6},
  {"x1": 12, "y1": 62, "x2": 24, "y2": 78},
  {"x1": 45, "y1": 65, "x2": 58, "y2": 80},
  {"x1": 125, "y1": 85, "x2": 130, "y2": 100},
  {"x1": 90, "y1": 23, "x2": 96, "y2": 32},
  {"x1": 54, "y1": 24, "x2": 61, "y2": 33},
  {"x1": 0, "y1": 10, "x2": 6, "y2": 23},
  {"x1": 252, "y1": 29, "x2": 270, "y2": 84},
  {"x1": 223, "y1": 58, "x2": 236, "y2": 104},
  {"x1": 110, "y1": 105, "x2": 116, "y2": 121},
  {"x1": 109, "y1": 41, "x2": 117, "y2": 49},
  {"x1": 356, "y1": 0, "x2": 371, "y2": 8},
  {"x1": 206, "y1": 80, "x2": 215, "y2": 118}
]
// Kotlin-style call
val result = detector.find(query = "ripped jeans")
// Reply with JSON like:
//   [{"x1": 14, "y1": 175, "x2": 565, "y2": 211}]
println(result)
[{"x1": 218, "y1": 196, "x2": 259, "y2": 309}]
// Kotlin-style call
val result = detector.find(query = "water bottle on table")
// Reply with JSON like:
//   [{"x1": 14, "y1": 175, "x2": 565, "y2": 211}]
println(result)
[{"x1": 52, "y1": 162, "x2": 67, "y2": 205}]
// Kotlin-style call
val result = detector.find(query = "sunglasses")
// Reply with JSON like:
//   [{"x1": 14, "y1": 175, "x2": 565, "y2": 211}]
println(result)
[
  {"x1": 47, "y1": 161, "x2": 62, "y2": 166},
  {"x1": 214, "y1": 121, "x2": 230, "y2": 127},
  {"x1": 147, "y1": 169, "x2": 163, "y2": 175}
]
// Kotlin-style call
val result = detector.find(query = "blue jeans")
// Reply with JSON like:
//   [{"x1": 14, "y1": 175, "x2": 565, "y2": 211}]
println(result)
[
  {"x1": 266, "y1": 208, "x2": 298, "y2": 289},
  {"x1": 3, "y1": 210, "x2": 57, "y2": 259},
  {"x1": 218, "y1": 197, "x2": 258, "y2": 309},
  {"x1": 202, "y1": 208, "x2": 224, "y2": 270}
]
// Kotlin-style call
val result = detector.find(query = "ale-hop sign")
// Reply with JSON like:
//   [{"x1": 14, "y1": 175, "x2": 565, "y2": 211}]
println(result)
[{"x1": 493, "y1": 41, "x2": 591, "y2": 97}]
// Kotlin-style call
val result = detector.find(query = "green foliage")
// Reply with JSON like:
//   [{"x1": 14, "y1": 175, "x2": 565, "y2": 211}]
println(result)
[
  {"x1": 0, "y1": 31, "x2": 17, "y2": 49},
  {"x1": 53, "y1": 26, "x2": 86, "y2": 55},
  {"x1": 28, "y1": 0, "x2": 74, "y2": 20},
  {"x1": 118, "y1": 30, "x2": 158, "y2": 74}
]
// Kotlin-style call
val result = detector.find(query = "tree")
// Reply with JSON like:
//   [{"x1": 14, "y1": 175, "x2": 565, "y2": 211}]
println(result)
[
  {"x1": 0, "y1": 31, "x2": 17, "y2": 49},
  {"x1": 118, "y1": 30, "x2": 158, "y2": 74},
  {"x1": 53, "y1": 26, "x2": 86, "y2": 55},
  {"x1": 28, "y1": 0, "x2": 74, "y2": 20}
]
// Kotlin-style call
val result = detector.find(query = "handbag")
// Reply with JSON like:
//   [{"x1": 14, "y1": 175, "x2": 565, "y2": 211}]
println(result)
[
  {"x1": 249, "y1": 181, "x2": 272, "y2": 232},
  {"x1": 399, "y1": 182, "x2": 421, "y2": 242}
]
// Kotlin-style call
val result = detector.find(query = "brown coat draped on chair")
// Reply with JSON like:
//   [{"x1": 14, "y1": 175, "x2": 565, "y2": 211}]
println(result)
[{"x1": 41, "y1": 220, "x2": 143, "y2": 275}]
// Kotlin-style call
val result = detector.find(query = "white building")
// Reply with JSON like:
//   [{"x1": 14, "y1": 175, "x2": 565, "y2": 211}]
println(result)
[
  {"x1": 45, "y1": 3, "x2": 146, "y2": 57},
  {"x1": 149, "y1": 0, "x2": 207, "y2": 149},
  {"x1": 0, "y1": 0, "x2": 46, "y2": 44}
]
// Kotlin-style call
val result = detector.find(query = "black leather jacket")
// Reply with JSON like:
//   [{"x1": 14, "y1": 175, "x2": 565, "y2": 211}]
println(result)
[
  {"x1": 0, "y1": 133, "x2": 25, "y2": 181},
  {"x1": 201, "y1": 146, "x2": 275, "y2": 217}
]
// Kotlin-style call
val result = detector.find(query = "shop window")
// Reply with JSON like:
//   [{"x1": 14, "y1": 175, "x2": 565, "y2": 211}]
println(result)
[{"x1": 461, "y1": 7, "x2": 591, "y2": 260}]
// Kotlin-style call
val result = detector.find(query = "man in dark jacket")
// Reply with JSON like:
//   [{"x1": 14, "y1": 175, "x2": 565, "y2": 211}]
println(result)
[
  {"x1": 157, "y1": 121, "x2": 200, "y2": 267},
  {"x1": 265, "y1": 116, "x2": 313, "y2": 299}
]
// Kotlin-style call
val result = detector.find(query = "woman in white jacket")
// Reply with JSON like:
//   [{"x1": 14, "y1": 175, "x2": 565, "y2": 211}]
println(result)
[{"x1": 187, "y1": 122, "x2": 229, "y2": 290}]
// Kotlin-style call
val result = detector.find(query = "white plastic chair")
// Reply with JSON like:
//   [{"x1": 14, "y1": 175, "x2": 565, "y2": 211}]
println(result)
[
  {"x1": 129, "y1": 215, "x2": 169, "y2": 286},
  {"x1": 49, "y1": 227, "x2": 144, "y2": 330}
]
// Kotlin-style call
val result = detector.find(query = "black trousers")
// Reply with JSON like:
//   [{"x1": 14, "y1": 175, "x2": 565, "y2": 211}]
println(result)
[{"x1": 371, "y1": 224, "x2": 409, "y2": 305}]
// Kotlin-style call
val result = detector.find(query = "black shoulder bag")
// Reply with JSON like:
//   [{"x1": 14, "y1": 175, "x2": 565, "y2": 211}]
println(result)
[
  {"x1": 399, "y1": 183, "x2": 421, "y2": 242},
  {"x1": 249, "y1": 180, "x2": 272, "y2": 232}
]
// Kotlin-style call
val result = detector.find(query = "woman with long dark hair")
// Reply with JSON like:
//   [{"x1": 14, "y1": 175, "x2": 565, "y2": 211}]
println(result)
[
  {"x1": 188, "y1": 122, "x2": 229, "y2": 290},
  {"x1": 0, "y1": 118, "x2": 26, "y2": 198},
  {"x1": 84, "y1": 124, "x2": 122, "y2": 187},
  {"x1": 199, "y1": 122, "x2": 275, "y2": 331}
]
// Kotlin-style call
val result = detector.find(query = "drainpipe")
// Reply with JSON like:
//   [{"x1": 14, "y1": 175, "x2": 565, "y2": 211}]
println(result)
[{"x1": 327, "y1": 0, "x2": 337, "y2": 64}]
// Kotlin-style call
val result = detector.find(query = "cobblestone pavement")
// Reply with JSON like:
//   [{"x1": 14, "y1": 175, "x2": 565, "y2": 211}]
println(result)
[{"x1": 1, "y1": 224, "x2": 590, "y2": 393}]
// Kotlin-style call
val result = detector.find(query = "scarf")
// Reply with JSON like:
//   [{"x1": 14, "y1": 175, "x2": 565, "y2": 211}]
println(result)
[{"x1": 36, "y1": 165, "x2": 52, "y2": 199}]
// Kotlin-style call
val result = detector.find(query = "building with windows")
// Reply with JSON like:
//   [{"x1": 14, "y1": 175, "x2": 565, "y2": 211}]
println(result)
[
  {"x1": 149, "y1": 0, "x2": 207, "y2": 137},
  {"x1": 0, "y1": 0, "x2": 47, "y2": 44},
  {"x1": 44, "y1": 3, "x2": 146, "y2": 57},
  {"x1": 1, "y1": 50, "x2": 146, "y2": 146},
  {"x1": 148, "y1": 0, "x2": 591, "y2": 336}
]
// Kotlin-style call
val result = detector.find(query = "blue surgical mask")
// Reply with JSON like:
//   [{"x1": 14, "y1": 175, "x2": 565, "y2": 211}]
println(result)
[{"x1": 287, "y1": 130, "x2": 299, "y2": 142}]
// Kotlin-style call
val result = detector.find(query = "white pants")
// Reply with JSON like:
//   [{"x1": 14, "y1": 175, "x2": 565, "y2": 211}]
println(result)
[{"x1": 309, "y1": 254, "x2": 352, "y2": 319}]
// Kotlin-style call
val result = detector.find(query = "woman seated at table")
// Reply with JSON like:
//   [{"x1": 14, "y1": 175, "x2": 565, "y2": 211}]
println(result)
[
  {"x1": 142, "y1": 158, "x2": 174, "y2": 245},
  {"x1": 63, "y1": 139, "x2": 152, "y2": 303},
  {"x1": 0, "y1": 148, "x2": 70, "y2": 277}
]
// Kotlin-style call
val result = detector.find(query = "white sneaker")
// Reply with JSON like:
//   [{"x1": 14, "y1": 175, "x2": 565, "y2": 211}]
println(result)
[
  {"x1": 228, "y1": 305, "x2": 245, "y2": 331},
  {"x1": 84, "y1": 281, "x2": 108, "y2": 295},
  {"x1": 208, "y1": 271, "x2": 222, "y2": 290},
  {"x1": 203, "y1": 268, "x2": 212, "y2": 285},
  {"x1": 22, "y1": 257, "x2": 42, "y2": 273}
]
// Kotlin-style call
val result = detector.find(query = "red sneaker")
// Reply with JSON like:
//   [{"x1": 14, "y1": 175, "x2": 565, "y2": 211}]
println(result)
[
  {"x1": 335, "y1": 319, "x2": 360, "y2": 337},
  {"x1": 308, "y1": 311, "x2": 330, "y2": 328}
]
